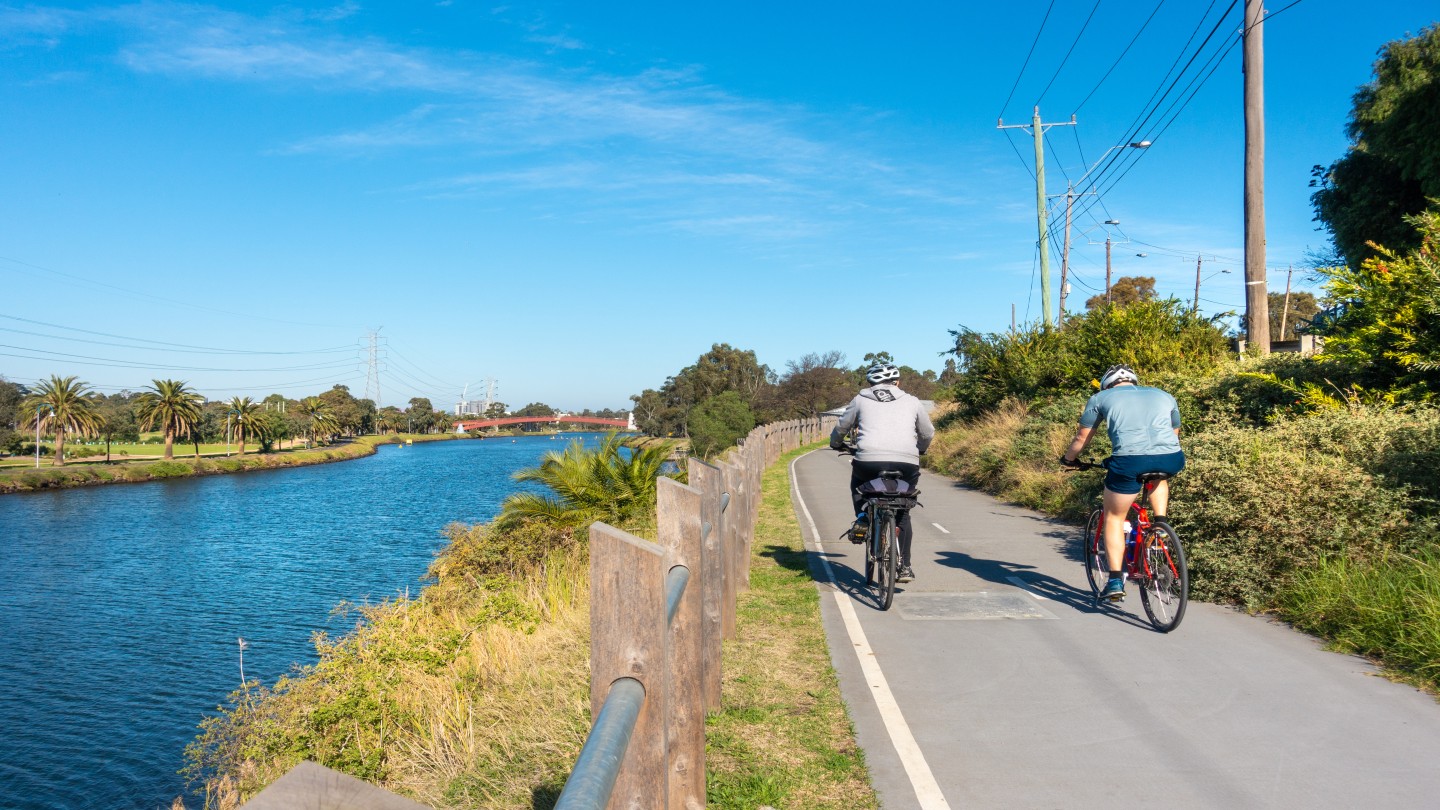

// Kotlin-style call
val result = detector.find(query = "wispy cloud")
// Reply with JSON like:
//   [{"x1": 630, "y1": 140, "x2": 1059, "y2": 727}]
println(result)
[{"x1": 9, "y1": 2, "x2": 978, "y2": 244}]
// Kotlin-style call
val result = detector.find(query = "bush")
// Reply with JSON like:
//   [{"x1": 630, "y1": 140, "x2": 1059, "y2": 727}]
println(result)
[
  {"x1": 1174, "y1": 417, "x2": 1427, "y2": 607},
  {"x1": 946, "y1": 299, "x2": 1230, "y2": 417},
  {"x1": 146, "y1": 461, "x2": 194, "y2": 479}
]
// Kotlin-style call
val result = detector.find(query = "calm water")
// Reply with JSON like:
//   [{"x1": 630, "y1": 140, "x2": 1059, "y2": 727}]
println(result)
[{"x1": 0, "y1": 434, "x2": 606, "y2": 810}]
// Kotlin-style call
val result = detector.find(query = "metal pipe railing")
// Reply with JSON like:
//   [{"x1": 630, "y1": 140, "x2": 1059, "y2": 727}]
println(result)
[
  {"x1": 553, "y1": 677, "x2": 646, "y2": 809},
  {"x1": 551, "y1": 417, "x2": 830, "y2": 810}
]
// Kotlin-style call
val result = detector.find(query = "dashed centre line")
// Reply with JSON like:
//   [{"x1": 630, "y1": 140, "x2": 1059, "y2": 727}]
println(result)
[{"x1": 932, "y1": 522, "x2": 950, "y2": 534}]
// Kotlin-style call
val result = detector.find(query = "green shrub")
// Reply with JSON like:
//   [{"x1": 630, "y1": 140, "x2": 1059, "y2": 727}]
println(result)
[
  {"x1": 1173, "y1": 418, "x2": 1427, "y2": 607},
  {"x1": 146, "y1": 461, "x2": 194, "y2": 478}
]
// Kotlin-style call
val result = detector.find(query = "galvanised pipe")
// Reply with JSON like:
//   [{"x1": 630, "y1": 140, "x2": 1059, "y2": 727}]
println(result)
[
  {"x1": 554, "y1": 677, "x2": 646, "y2": 810},
  {"x1": 665, "y1": 565, "x2": 690, "y2": 625}
]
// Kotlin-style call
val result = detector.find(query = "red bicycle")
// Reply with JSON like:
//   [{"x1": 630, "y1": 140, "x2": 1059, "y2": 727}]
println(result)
[{"x1": 1073, "y1": 460, "x2": 1189, "y2": 632}]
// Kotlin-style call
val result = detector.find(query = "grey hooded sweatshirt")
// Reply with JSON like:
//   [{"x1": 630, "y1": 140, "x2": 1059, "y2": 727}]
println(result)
[{"x1": 830, "y1": 384, "x2": 935, "y2": 464}]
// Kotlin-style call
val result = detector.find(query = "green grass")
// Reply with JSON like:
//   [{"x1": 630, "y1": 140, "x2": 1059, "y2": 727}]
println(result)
[
  {"x1": 704, "y1": 443, "x2": 878, "y2": 809},
  {"x1": 1278, "y1": 550, "x2": 1440, "y2": 691}
]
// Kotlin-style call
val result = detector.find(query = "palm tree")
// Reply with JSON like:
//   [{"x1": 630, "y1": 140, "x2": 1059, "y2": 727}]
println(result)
[
  {"x1": 297, "y1": 397, "x2": 339, "y2": 447},
  {"x1": 22, "y1": 376, "x2": 101, "y2": 466},
  {"x1": 134, "y1": 379, "x2": 203, "y2": 460},
  {"x1": 498, "y1": 433, "x2": 679, "y2": 530},
  {"x1": 227, "y1": 396, "x2": 264, "y2": 455}
]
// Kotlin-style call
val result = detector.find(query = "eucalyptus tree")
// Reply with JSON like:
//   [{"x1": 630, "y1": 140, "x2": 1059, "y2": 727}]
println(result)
[
  {"x1": 22, "y1": 375, "x2": 101, "y2": 466},
  {"x1": 134, "y1": 379, "x2": 204, "y2": 460},
  {"x1": 227, "y1": 396, "x2": 264, "y2": 455}
]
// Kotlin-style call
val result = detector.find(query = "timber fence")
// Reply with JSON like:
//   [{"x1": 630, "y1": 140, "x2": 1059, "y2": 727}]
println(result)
[
  {"x1": 238, "y1": 416, "x2": 836, "y2": 809},
  {"x1": 555, "y1": 415, "x2": 837, "y2": 809}
]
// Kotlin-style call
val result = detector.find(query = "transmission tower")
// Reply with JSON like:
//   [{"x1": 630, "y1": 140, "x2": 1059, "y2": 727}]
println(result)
[{"x1": 363, "y1": 328, "x2": 382, "y2": 406}]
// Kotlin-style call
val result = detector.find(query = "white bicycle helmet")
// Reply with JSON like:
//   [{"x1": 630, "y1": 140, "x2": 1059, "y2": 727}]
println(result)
[
  {"x1": 866, "y1": 363, "x2": 901, "y2": 385},
  {"x1": 1099, "y1": 364, "x2": 1139, "y2": 390}
]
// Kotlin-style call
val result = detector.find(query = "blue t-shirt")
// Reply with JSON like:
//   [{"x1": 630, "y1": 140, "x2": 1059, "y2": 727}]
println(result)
[{"x1": 1079, "y1": 384, "x2": 1182, "y2": 456}]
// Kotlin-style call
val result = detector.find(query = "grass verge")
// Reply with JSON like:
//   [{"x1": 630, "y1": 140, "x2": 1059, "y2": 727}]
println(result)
[{"x1": 705, "y1": 444, "x2": 877, "y2": 809}]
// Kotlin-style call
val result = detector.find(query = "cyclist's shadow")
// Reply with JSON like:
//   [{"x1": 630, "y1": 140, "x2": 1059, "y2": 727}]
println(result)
[
  {"x1": 772, "y1": 538, "x2": 894, "y2": 612},
  {"x1": 929, "y1": 549, "x2": 1152, "y2": 629}
]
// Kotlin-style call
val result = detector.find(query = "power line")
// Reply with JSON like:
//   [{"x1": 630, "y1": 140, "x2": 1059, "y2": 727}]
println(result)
[
  {"x1": 998, "y1": 0, "x2": 1058, "y2": 119},
  {"x1": 1071, "y1": 0, "x2": 1168, "y2": 115},
  {"x1": 1069, "y1": 0, "x2": 1230, "y2": 204},
  {"x1": 1034, "y1": 0, "x2": 1103, "y2": 108},
  {"x1": 0, "y1": 313, "x2": 354, "y2": 355},
  {"x1": 1066, "y1": 13, "x2": 1240, "y2": 226}
]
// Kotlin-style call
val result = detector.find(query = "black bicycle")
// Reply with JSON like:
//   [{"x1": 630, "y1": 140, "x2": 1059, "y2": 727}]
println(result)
[{"x1": 853, "y1": 471, "x2": 921, "y2": 610}]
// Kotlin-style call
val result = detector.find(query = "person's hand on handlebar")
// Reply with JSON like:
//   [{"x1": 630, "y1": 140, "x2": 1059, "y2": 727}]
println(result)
[{"x1": 1059, "y1": 454, "x2": 1082, "y2": 469}]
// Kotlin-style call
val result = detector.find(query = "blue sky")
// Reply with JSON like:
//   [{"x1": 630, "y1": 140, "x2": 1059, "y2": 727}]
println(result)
[{"x1": 1, "y1": 2, "x2": 1435, "y2": 411}]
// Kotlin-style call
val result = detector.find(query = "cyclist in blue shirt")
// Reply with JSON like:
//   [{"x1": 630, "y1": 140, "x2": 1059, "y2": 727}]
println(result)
[{"x1": 1060, "y1": 364, "x2": 1185, "y2": 602}]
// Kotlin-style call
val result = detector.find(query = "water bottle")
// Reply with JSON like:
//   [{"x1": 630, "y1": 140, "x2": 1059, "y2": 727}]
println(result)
[{"x1": 1122, "y1": 520, "x2": 1135, "y2": 566}]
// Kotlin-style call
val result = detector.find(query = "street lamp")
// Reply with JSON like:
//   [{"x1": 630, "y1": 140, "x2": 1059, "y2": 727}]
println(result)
[
  {"x1": 225, "y1": 411, "x2": 236, "y2": 456},
  {"x1": 34, "y1": 404, "x2": 52, "y2": 468},
  {"x1": 1057, "y1": 141, "x2": 1152, "y2": 321},
  {"x1": 1194, "y1": 267, "x2": 1232, "y2": 315}
]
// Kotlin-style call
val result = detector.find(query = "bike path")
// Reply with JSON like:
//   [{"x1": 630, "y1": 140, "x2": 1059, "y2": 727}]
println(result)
[{"x1": 790, "y1": 448, "x2": 1440, "y2": 809}]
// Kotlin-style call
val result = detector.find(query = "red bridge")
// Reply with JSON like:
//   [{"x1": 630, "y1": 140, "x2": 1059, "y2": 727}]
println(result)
[{"x1": 454, "y1": 415, "x2": 633, "y2": 432}]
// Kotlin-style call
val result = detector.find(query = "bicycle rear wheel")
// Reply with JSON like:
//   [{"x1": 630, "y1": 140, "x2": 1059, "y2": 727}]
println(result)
[
  {"x1": 875, "y1": 512, "x2": 897, "y2": 610},
  {"x1": 1082, "y1": 508, "x2": 1107, "y2": 596},
  {"x1": 1139, "y1": 521, "x2": 1188, "y2": 632},
  {"x1": 863, "y1": 510, "x2": 877, "y2": 586}
]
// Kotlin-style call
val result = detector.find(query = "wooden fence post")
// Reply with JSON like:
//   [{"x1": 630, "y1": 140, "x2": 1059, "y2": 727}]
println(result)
[
  {"x1": 657, "y1": 477, "x2": 705, "y2": 810},
  {"x1": 685, "y1": 458, "x2": 724, "y2": 710},
  {"x1": 718, "y1": 460, "x2": 740, "y2": 634},
  {"x1": 589, "y1": 523, "x2": 668, "y2": 809}
]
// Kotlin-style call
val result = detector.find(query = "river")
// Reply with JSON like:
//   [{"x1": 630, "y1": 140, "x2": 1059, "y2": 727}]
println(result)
[{"x1": 0, "y1": 433, "x2": 609, "y2": 810}]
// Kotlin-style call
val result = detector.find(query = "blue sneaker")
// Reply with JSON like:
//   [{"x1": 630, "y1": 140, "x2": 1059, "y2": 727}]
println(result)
[{"x1": 1102, "y1": 577, "x2": 1126, "y2": 602}]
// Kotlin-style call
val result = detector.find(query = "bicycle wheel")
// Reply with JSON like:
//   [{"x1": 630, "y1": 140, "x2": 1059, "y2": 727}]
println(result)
[
  {"x1": 876, "y1": 511, "x2": 897, "y2": 610},
  {"x1": 1082, "y1": 508, "x2": 1107, "y2": 596},
  {"x1": 1139, "y1": 521, "x2": 1189, "y2": 632}
]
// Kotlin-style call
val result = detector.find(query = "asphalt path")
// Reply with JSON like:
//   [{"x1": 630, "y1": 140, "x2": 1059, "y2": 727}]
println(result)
[{"x1": 790, "y1": 447, "x2": 1440, "y2": 809}]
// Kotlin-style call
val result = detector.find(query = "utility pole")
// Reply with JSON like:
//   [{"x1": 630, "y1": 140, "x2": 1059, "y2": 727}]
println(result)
[
  {"x1": 1105, "y1": 236, "x2": 1114, "y2": 304},
  {"x1": 998, "y1": 107, "x2": 1075, "y2": 328},
  {"x1": 1280, "y1": 264, "x2": 1293, "y2": 340},
  {"x1": 1059, "y1": 186, "x2": 1075, "y2": 324},
  {"x1": 1193, "y1": 255, "x2": 1204, "y2": 315},
  {"x1": 1243, "y1": 0, "x2": 1270, "y2": 352}
]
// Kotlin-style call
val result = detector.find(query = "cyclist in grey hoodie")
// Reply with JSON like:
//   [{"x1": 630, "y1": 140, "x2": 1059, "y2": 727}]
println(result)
[{"x1": 830, "y1": 362, "x2": 935, "y2": 582}]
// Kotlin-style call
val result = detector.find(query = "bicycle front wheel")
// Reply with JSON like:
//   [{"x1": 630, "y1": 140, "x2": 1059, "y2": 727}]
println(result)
[
  {"x1": 1082, "y1": 508, "x2": 1107, "y2": 596},
  {"x1": 1139, "y1": 521, "x2": 1189, "y2": 632},
  {"x1": 876, "y1": 512, "x2": 897, "y2": 610}
]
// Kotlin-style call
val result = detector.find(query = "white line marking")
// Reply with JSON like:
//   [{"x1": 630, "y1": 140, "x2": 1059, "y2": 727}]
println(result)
[
  {"x1": 931, "y1": 522, "x2": 950, "y2": 534},
  {"x1": 1006, "y1": 575, "x2": 1050, "y2": 601},
  {"x1": 791, "y1": 453, "x2": 952, "y2": 810}
]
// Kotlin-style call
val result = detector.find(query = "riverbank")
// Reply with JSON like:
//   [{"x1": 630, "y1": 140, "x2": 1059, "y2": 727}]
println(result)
[
  {"x1": 0, "y1": 433, "x2": 459, "y2": 494},
  {"x1": 0, "y1": 430, "x2": 643, "y2": 494}
]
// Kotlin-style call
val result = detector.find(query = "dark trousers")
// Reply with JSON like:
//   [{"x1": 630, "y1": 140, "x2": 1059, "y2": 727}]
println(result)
[{"x1": 850, "y1": 460, "x2": 921, "y2": 566}]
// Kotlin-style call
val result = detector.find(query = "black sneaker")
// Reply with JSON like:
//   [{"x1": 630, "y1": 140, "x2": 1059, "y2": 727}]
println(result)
[
  {"x1": 897, "y1": 565, "x2": 915, "y2": 583},
  {"x1": 849, "y1": 520, "x2": 867, "y2": 544}
]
